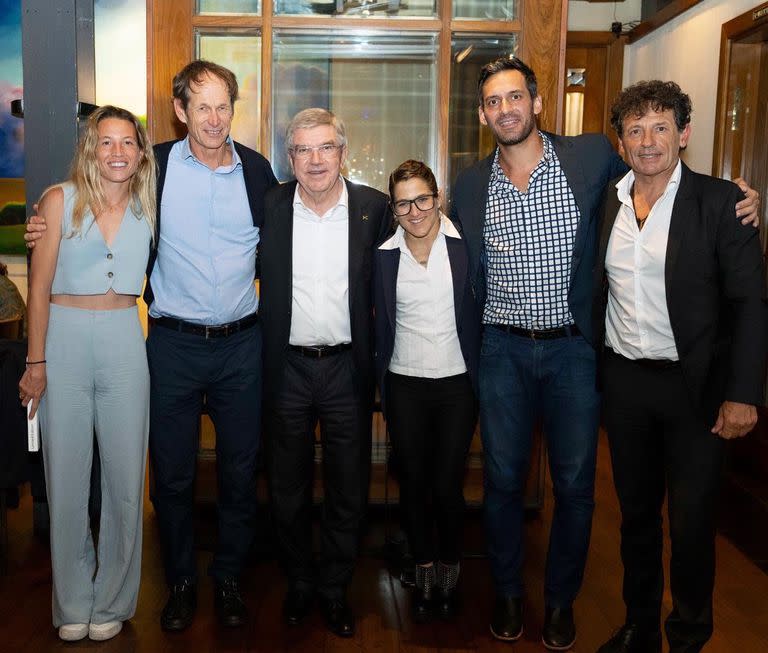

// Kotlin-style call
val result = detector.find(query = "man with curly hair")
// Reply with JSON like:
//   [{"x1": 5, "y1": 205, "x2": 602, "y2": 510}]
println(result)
[
  {"x1": 593, "y1": 80, "x2": 767, "y2": 653},
  {"x1": 451, "y1": 58, "x2": 761, "y2": 652}
]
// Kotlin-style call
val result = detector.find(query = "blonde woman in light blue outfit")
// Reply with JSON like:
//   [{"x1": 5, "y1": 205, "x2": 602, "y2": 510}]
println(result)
[{"x1": 19, "y1": 106, "x2": 156, "y2": 642}]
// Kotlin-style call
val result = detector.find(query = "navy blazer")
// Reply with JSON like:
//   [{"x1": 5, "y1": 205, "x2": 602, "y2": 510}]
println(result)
[
  {"x1": 450, "y1": 132, "x2": 627, "y2": 346},
  {"x1": 593, "y1": 162, "x2": 768, "y2": 422},
  {"x1": 373, "y1": 221, "x2": 481, "y2": 418},
  {"x1": 259, "y1": 179, "x2": 390, "y2": 405},
  {"x1": 143, "y1": 139, "x2": 278, "y2": 307}
]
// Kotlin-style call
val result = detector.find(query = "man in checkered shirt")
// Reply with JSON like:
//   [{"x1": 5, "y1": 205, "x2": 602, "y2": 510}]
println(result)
[{"x1": 450, "y1": 57, "x2": 759, "y2": 651}]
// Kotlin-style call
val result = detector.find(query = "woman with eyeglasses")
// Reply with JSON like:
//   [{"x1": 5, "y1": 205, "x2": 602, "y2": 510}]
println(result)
[{"x1": 374, "y1": 160, "x2": 481, "y2": 623}]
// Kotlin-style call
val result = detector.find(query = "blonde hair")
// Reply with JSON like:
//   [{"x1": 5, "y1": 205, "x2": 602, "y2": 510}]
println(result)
[{"x1": 67, "y1": 105, "x2": 156, "y2": 240}]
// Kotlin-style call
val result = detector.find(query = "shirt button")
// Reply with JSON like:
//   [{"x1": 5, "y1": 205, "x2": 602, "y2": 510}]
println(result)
[
  {"x1": 107, "y1": 272, "x2": 114, "y2": 278},
  {"x1": 107, "y1": 253, "x2": 113, "y2": 260}
]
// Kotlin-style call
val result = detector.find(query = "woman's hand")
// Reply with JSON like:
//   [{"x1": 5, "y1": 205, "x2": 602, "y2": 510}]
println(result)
[{"x1": 19, "y1": 364, "x2": 47, "y2": 418}]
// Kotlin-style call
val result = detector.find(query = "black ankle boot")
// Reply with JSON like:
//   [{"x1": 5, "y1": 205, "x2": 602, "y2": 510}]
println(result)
[
  {"x1": 412, "y1": 564, "x2": 435, "y2": 623},
  {"x1": 435, "y1": 561, "x2": 460, "y2": 620}
]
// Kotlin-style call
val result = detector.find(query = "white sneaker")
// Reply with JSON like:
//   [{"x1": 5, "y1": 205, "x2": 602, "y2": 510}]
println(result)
[
  {"x1": 88, "y1": 621, "x2": 123, "y2": 641},
  {"x1": 58, "y1": 623, "x2": 88, "y2": 641}
]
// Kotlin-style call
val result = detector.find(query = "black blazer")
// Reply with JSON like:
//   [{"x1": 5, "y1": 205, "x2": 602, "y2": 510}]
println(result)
[
  {"x1": 143, "y1": 139, "x2": 278, "y2": 307},
  {"x1": 450, "y1": 132, "x2": 628, "y2": 346},
  {"x1": 592, "y1": 162, "x2": 768, "y2": 422},
  {"x1": 259, "y1": 179, "x2": 390, "y2": 404},
  {"x1": 373, "y1": 221, "x2": 482, "y2": 417}
]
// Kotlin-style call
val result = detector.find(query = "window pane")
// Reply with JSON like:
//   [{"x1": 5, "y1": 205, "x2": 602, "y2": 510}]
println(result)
[
  {"x1": 275, "y1": 0, "x2": 436, "y2": 18},
  {"x1": 272, "y1": 31, "x2": 438, "y2": 192},
  {"x1": 448, "y1": 35, "x2": 517, "y2": 195},
  {"x1": 197, "y1": 0, "x2": 261, "y2": 14},
  {"x1": 453, "y1": 0, "x2": 517, "y2": 20},
  {"x1": 197, "y1": 33, "x2": 262, "y2": 151}
]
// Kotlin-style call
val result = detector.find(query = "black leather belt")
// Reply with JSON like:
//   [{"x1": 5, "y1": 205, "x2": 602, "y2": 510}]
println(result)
[
  {"x1": 289, "y1": 343, "x2": 352, "y2": 358},
  {"x1": 606, "y1": 348, "x2": 679, "y2": 370},
  {"x1": 151, "y1": 313, "x2": 258, "y2": 339},
  {"x1": 488, "y1": 323, "x2": 580, "y2": 340}
]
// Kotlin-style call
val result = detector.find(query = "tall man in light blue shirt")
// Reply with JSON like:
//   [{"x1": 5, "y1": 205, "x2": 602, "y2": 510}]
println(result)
[{"x1": 143, "y1": 60, "x2": 277, "y2": 632}]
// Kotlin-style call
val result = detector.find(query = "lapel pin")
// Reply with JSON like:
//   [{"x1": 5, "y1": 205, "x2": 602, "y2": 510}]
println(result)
[{"x1": 362, "y1": 213, "x2": 369, "y2": 221}]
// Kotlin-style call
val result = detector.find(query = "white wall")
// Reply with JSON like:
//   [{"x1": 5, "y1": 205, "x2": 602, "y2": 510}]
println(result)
[
  {"x1": 624, "y1": 0, "x2": 758, "y2": 174},
  {"x1": 568, "y1": 0, "x2": 642, "y2": 31}
]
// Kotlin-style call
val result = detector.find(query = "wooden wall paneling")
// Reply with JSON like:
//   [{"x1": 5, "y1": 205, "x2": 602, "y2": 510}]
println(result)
[
  {"x1": 147, "y1": 0, "x2": 193, "y2": 145},
  {"x1": 436, "y1": 0, "x2": 451, "y2": 192},
  {"x1": 713, "y1": 3, "x2": 768, "y2": 178},
  {"x1": 520, "y1": 0, "x2": 567, "y2": 132},
  {"x1": 261, "y1": 0, "x2": 273, "y2": 161},
  {"x1": 565, "y1": 31, "x2": 625, "y2": 147}
]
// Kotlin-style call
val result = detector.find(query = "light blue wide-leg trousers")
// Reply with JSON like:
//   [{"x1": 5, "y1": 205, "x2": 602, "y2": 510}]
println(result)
[{"x1": 41, "y1": 304, "x2": 149, "y2": 627}]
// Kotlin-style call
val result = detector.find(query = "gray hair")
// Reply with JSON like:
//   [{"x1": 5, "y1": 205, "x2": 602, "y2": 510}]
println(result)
[{"x1": 285, "y1": 108, "x2": 348, "y2": 153}]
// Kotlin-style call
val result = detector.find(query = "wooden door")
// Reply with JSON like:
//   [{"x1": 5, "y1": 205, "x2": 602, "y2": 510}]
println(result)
[
  {"x1": 563, "y1": 31, "x2": 626, "y2": 149},
  {"x1": 712, "y1": 1, "x2": 768, "y2": 566}
]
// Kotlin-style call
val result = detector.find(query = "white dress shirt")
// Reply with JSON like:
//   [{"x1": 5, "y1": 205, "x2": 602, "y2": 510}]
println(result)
[
  {"x1": 379, "y1": 214, "x2": 467, "y2": 378},
  {"x1": 289, "y1": 178, "x2": 352, "y2": 346},
  {"x1": 605, "y1": 160, "x2": 682, "y2": 360}
]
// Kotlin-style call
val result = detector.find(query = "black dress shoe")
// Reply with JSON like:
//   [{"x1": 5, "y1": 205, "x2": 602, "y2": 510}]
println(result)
[
  {"x1": 283, "y1": 589, "x2": 314, "y2": 626},
  {"x1": 490, "y1": 596, "x2": 523, "y2": 641},
  {"x1": 161, "y1": 579, "x2": 197, "y2": 632},
  {"x1": 435, "y1": 586, "x2": 460, "y2": 621},
  {"x1": 412, "y1": 565, "x2": 435, "y2": 624},
  {"x1": 542, "y1": 606, "x2": 576, "y2": 650},
  {"x1": 215, "y1": 577, "x2": 248, "y2": 628},
  {"x1": 596, "y1": 624, "x2": 662, "y2": 653},
  {"x1": 320, "y1": 598, "x2": 355, "y2": 638}
]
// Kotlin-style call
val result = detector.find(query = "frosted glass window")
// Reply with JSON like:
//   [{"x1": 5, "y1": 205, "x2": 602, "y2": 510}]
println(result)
[
  {"x1": 448, "y1": 34, "x2": 517, "y2": 193},
  {"x1": 275, "y1": 0, "x2": 435, "y2": 18},
  {"x1": 197, "y1": 33, "x2": 263, "y2": 152},
  {"x1": 271, "y1": 31, "x2": 438, "y2": 191},
  {"x1": 453, "y1": 0, "x2": 517, "y2": 20},
  {"x1": 197, "y1": 0, "x2": 261, "y2": 14}
]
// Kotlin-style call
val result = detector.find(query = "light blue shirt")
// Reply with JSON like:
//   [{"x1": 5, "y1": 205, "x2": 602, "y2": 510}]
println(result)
[{"x1": 149, "y1": 137, "x2": 260, "y2": 325}]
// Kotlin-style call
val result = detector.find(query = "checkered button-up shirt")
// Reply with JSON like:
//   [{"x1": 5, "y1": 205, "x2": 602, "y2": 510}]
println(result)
[{"x1": 482, "y1": 133, "x2": 581, "y2": 329}]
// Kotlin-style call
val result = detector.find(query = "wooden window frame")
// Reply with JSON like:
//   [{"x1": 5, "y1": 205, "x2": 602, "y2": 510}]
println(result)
[{"x1": 147, "y1": 0, "x2": 566, "y2": 191}]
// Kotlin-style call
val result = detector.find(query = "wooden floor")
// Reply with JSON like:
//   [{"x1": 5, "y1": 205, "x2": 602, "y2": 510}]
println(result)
[{"x1": 1, "y1": 434, "x2": 767, "y2": 653}]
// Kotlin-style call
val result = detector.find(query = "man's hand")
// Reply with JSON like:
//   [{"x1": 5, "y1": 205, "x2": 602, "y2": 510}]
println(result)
[
  {"x1": 711, "y1": 400, "x2": 757, "y2": 439},
  {"x1": 734, "y1": 178, "x2": 761, "y2": 227},
  {"x1": 24, "y1": 203, "x2": 46, "y2": 249}
]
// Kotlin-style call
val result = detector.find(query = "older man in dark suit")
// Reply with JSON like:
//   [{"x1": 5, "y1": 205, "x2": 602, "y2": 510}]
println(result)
[
  {"x1": 259, "y1": 108, "x2": 389, "y2": 638},
  {"x1": 593, "y1": 80, "x2": 767, "y2": 653}
]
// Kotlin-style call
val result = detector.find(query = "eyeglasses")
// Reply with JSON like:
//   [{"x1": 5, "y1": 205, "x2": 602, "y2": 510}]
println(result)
[
  {"x1": 290, "y1": 143, "x2": 343, "y2": 159},
  {"x1": 391, "y1": 194, "x2": 437, "y2": 216}
]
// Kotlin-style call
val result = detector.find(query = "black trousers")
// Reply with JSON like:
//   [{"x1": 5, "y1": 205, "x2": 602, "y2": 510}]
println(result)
[
  {"x1": 266, "y1": 349, "x2": 372, "y2": 600},
  {"x1": 386, "y1": 371, "x2": 478, "y2": 565},
  {"x1": 147, "y1": 323, "x2": 262, "y2": 585},
  {"x1": 602, "y1": 350, "x2": 724, "y2": 653}
]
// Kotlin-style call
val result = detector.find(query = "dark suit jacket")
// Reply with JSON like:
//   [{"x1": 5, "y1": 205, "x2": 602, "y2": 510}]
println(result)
[
  {"x1": 259, "y1": 179, "x2": 390, "y2": 404},
  {"x1": 373, "y1": 220, "x2": 482, "y2": 417},
  {"x1": 450, "y1": 132, "x2": 628, "y2": 346},
  {"x1": 143, "y1": 139, "x2": 278, "y2": 307},
  {"x1": 593, "y1": 162, "x2": 768, "y2": 422}
]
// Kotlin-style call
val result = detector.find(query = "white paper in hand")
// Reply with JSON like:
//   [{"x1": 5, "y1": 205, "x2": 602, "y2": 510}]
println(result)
[{"x1": 27, "y1": 401, "x2": 40, "y2": 452}]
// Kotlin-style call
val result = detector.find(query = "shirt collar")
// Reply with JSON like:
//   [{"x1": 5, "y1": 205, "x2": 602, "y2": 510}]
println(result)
[
  {"x1": 378, "y1": 213, "x2": 459, "y2": 251},
  {"x1": 616, "y1": 158, "x2": 682, "y2": 206},
  {"x1": 489, "y1": 131, "x2": 552, "y2": 186},
  {"x1": 180, "y1": 136, "x2": 241, "y2": 171},
  {"x1": 292, "y1": 177, "x2": 348, "y2": 214}
]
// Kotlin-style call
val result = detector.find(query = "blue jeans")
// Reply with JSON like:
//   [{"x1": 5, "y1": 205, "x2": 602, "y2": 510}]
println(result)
[{"x1": 479, "y1": 326, "x2": 599, "y2": 608}]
